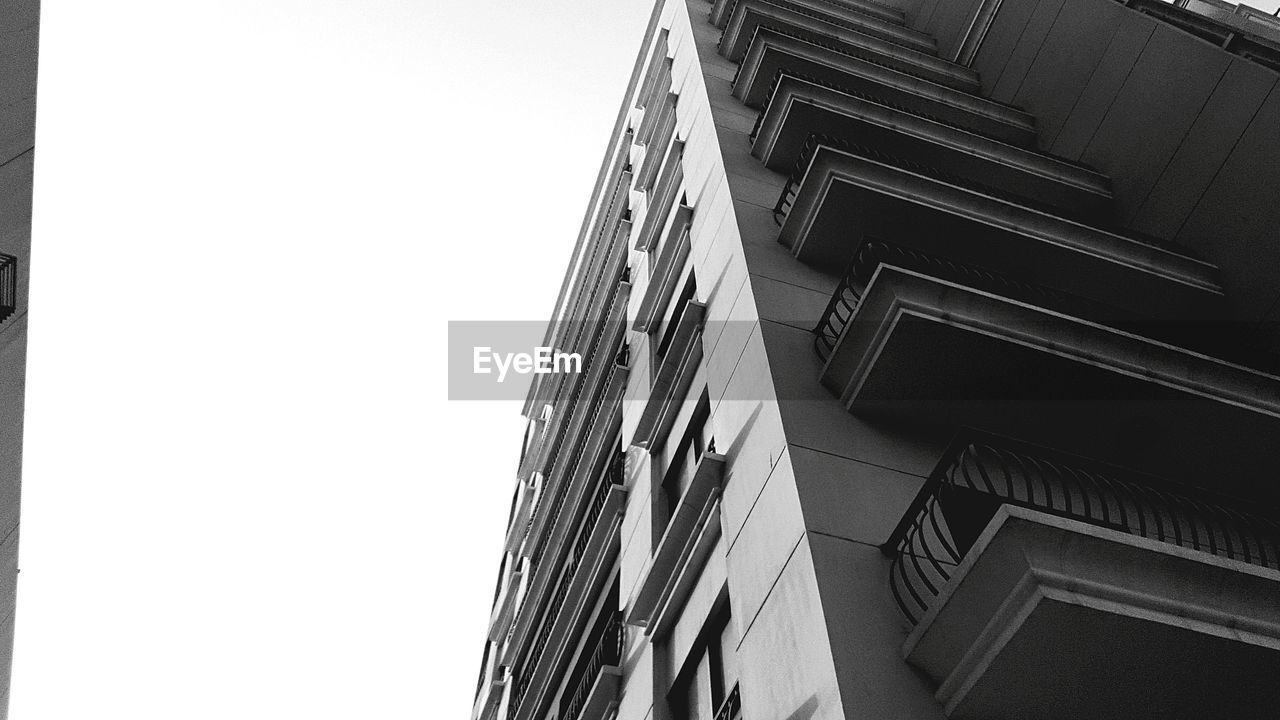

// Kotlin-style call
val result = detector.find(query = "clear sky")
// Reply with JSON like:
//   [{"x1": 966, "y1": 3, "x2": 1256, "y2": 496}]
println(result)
[
  {"x1": 14, "y1": 1, "x2": 652, "y2": 717},
  {"x1": 13, "y1": 0, "x2": 1280, "y2": 718}
]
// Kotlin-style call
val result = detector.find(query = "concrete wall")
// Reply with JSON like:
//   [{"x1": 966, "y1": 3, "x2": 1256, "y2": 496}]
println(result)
[
  {"x1": 0, "y1": 0, "x2": 37, "y2": 716},
  {"x1": 661, "y1": 1, "x2": 957, "y2": 719},
  {"x1": 968, "y1": 0, "x2": 1280, "y2": 350}
]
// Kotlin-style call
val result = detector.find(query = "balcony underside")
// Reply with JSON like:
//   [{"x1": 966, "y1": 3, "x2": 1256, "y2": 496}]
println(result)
[
  {"x1": 732, "y1": 29, "x2": 1035, "y2": 145},
  {"x1": 717, "y1": 0, "x2": 937, "y2": 62},
  {"x1": 906, "y1": 506, "x2": 1280, "y2": 719},
  {"x1": 779, "y1": 146, "x2": 1221, "y2": 319},
  {"x1": 574, "y1": 666, "x2": 622, "y2": 720},
  {"x1": 718, "y1": 0, "x2": 960, "y2": 88},
  {"x1": 751, "y1": 74, "x2": 1112, "y2": 219},
  {"x1": 822, "y1": 267, "x2": 1280, "y2": 491}
]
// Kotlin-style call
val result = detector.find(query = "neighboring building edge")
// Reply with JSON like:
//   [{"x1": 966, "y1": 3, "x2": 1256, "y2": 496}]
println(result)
[
  {"x1": 477, "y1": 1, "x2": 1280, "y2": 720},
  {"x1": 0, "y1": 0, "x2": 39, "y2": 716}
]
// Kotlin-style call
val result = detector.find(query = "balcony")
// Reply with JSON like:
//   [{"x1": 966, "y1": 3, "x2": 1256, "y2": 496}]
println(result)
[
  {"x1": 0, "y1": 254, "x2": 15, "y2": 324},
  {"x1": 884, "y1": 435, "x2": 1280, "y2": 719},
  {"x1": 488, "y1": 559, "x2": 526, "y2": 643},
  {"x1": 634, "y1": 203, "x2": 693, "y2": 333},
  {"x1": 631, "y1": 298, "x2": 708, "y2": 450},
  {"x1": 472, "y1": 647, "x2": 507, "y2": 720},
  {"x1": 508, "y1": 461, "x2": 628, "y2": 720},
  {"x1": 775, "y1": 136, "x2": 1222, "y2": 317},
  {"x1": 750, "y1": 72, "x2": 1112, "y2": 218},
  {"x1": 559, "y1": 614, "x2": 625, "y2": 720},
  {"x1": 635, "y1": 140, "x2": 685, "y2": 253},
  {"x1": 816, "y1": 263, "x2": 1280, "y2": 485},
  {"x1": 505, "y1": 474, "x2": 542, "y2": 555},
  {"x1": 731, "y1": 28, "x2": 1033, "y2": 146},
  {"x1": 628, "y1": 451, "x2": 727, "y2": 635},
  {"x1": 715, "y1": 0, "x2": 937, "y2": 63}
]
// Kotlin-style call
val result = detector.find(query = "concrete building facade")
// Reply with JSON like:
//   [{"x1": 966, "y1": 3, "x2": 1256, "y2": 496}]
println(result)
[
  {"x1": 0, "y1": 0, "x2": 37, "y2": 715},
  {"x1": 474, "y1": 1, "x2": 1280, "y2": 720}
]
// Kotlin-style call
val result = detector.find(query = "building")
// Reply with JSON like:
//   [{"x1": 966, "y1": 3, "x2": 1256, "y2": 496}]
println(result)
[
  {"x1": 0, "y1": 0, "x2": 38, "y2": 715},
  {"x1": 472, "y1": 0, "x2": 1280, "y2": 719}
]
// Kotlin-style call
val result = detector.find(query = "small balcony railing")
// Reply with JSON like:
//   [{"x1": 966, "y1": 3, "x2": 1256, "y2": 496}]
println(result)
[
  {"x1": 0, "y1": 253, "x2": 16, "y2": 324},
  {"x1": 510, "y1": 452, "x2": 626, "y2": 720},
  {"x1": 560, "y1": 614, "x2": 625, "y2": 720},
  {"x1": 884, "y1": 432, "x2": 1280, "y2": 624}
]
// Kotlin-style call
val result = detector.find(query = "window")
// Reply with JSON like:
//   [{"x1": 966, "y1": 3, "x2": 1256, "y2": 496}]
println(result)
[
  {"x1": 659, "y1": 391, "x2": 713, "y2": 534},
  {"x1": 668, "y1": 599, "x2": 736, "y2": 720}
]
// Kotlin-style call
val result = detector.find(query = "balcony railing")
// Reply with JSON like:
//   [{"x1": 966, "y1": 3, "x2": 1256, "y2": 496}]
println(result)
[
  {"x1": 0, "y1": 254, "x2": 15, "y2": 324},
  {"x1": 884, "y1": 432, "x2": 1280, "y2": 624},
  {"x1": 560, "y1": 614, "x2": 625, "y2": 720},
  {"x1": 713, "y1": 682, "x2": 742, "y2": 720},
  {"x1": 510, "y1": 452, "x2": 626, "y2": 719}
]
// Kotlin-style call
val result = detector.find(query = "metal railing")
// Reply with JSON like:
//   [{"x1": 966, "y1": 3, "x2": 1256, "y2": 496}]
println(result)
[
  {"x1": 560, "y1": 614, "x2": 626, "y2": 720},
  {"x1": 714, "y1": 682, "x2": 743, "y2": 720},
  {"x1": 510, "y1": 451, "x2": 626, "y2": 720},
  {"x1": 884, "y1": 432, "x2": 1280, "y2": 624},
  {"x1": 0, "y1": 254, "x2": 16, "y2": 324}
]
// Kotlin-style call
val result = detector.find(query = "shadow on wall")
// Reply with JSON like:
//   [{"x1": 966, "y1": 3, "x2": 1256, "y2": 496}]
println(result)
[{"x1": 783, "y1": 694, "x2": 820, "y2": 720}]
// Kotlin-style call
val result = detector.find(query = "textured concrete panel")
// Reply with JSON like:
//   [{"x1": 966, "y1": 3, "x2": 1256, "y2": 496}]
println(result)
[
  {"x1": 809, "y1": 535, "x2": 948, "y2": 720},
  {"x1": 1008, "y1": 0, "x2": 1125, "y2": 150},
  {"x1": 972, "y1": 0, "x2": 1044, "y2": 93},
  {"x1": 1081, "y1": 25, "x2": 1230, "y2": 225},
  {"x1": 0, "y1": 316, "x2": 25, "y2": 536},
  {"x1": 749, "y1": 274, "x2": 829, "y2": 332},
  {"x1": 1176, "y1": 85, "x2": 1280, "y2": 323},
  {"x1": 733, "y1": 536, "x2": 843, "y2": 720},
  {"x1": 759, "y1": 320, "x2": 946, "y2": 478},
  {"x1": 1049, "y1": 11, "x2": 1156, "y2": 160},
  {"x1": 917, "y1": 0, "x2": 984, "y2": 59},
  {"x1": 990, "y1": 0, "x2": 1068, "y2": 101},
  {"x1": 791, "y1": 446, "x2": 926, "y2": 546},
  {"x1": 1131, "y1": 59, "x2": 1277, "y2": 240},
  {"x1": 0, "y1": 1, "x2": 38, "y2": 164}
]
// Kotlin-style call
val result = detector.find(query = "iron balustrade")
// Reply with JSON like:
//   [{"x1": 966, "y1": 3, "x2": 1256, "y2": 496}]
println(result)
[
  {"x1": 511, "y1": 450, "x2": 626, "y2": 720},
  {"x1": 714, "y1": 682, "x2": 743, "y2": 720},
  {"x1": 0, "y1": 254, "x2": 15, "y2": 324},
  {"x1": 560, "y1": 614, "x2": 626, "y2": 720},
  {"x1": 527, "y1": 274, "x2": 628, "y2": 577},
  {"x1": 884, "y1": 432, "x2": 1280, "y2": 624}
]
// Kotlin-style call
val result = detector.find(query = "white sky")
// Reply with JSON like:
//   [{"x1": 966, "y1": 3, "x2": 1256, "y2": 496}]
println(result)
[
  {"x1": 15, "y1": 1, "x2": 651, "y2": 717},
  {"x1": 13, "y1": 0, "x2": 1280, "y2": 717}
]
